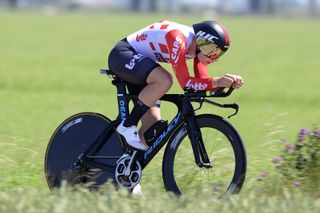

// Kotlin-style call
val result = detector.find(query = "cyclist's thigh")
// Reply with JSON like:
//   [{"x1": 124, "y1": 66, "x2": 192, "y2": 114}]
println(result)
[
  {"x1": 146, "y1": 66, "x2": 173, "y2": 84},
  {"x1": 108, "y1": 40, "x2": 160, "y2": 85}
]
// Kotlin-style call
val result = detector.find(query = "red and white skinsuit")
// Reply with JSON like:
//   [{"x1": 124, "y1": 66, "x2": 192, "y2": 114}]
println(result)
[{"x1": 126, "y1": 20, "x2": 214, "y2": 91}]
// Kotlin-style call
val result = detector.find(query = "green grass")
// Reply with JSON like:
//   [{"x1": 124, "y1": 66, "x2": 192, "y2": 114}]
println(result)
[
  {"x1": 0, "y1": 10, "x2": 319, "y2": 211},
  {"x1": 1, "y1": 185, "x2": 320, "y2": 213}
]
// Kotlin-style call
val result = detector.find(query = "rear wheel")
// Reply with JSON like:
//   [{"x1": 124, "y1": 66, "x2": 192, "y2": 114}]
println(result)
[
  {"x1": 162, "y1": 114, "x2": 246, "y2": 198},
  {"x1": 44, "y1": 112, "x2": 125, "y2": 190}
]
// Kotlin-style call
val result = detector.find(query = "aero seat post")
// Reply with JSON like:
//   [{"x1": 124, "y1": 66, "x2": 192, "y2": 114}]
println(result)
[{"x1": 112, "y1": 79, "x2": 129, "y2": 121}]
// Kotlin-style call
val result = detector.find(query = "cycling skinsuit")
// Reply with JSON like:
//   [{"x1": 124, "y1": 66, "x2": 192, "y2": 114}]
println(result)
[{"x1": 108, "y1": 20, "x2": 214, "y2": 92}]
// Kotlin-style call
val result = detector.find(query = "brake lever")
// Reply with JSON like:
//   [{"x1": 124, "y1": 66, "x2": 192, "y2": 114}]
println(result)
[
  {"x1": 203, "y1": 99, "x2": 239, "y2": 118},
  {"x1": 223, "y1": 103, "x2": 239, "y2": 118}
]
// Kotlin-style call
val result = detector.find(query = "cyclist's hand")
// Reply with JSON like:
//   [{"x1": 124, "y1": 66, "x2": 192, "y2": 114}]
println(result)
[
  {"x1": 228, "y1": 74, "x2": 244, "y2": 89},
  {"x1": 212, "y1": 74, "x2": 244, "y2": 89}
]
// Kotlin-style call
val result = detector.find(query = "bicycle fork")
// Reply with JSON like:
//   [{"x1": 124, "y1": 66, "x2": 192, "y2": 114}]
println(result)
[{"x1": 185, "y1": 116, "x2": 212, "y2": 169}]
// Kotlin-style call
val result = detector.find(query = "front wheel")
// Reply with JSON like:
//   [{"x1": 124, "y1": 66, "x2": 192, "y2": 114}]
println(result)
[{"x1": 162, "y1": 114, "x2": 247, "y2": 198}]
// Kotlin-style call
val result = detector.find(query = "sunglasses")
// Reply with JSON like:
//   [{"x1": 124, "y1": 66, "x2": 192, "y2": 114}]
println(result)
[{"x1": 196, "y1": 38, "x2": 225, "y2": 60}]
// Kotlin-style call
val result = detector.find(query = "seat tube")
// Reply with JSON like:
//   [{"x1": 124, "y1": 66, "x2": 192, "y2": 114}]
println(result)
[{"x1": 112, "y1": 80, "x2": 129, "y2": 121}]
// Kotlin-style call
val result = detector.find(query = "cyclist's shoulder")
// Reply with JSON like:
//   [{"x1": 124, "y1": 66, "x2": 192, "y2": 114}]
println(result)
[{"x1": 144, "y1": 20, "x2": 191, "y2": 32}]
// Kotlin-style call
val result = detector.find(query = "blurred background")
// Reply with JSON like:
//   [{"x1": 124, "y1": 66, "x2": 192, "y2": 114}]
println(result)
[
  {"x1": 1, "y1": 0, "x2": 320, "y2": 16},
  {"x1": 0, "y1": 0, "x2": 319, "y2": 197}
]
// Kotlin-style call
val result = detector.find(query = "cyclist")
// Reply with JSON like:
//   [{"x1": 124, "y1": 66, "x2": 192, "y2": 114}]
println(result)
[{"x1": 108, "y1": 20, "x2": 244, "y2": 151}]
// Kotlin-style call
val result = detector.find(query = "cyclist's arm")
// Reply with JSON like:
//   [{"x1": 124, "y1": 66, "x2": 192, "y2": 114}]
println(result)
[
  {"x1": 194, "y1": 57, "x2": 209, "y2": 78},
  {"x1": 165, "y1": 30, "x2": 213, "y2": 91}
]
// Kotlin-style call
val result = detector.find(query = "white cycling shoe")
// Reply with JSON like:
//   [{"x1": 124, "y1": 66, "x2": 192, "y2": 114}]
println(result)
[{"x1": 117, "y1": 121, "x2": 148, "y2": 151}]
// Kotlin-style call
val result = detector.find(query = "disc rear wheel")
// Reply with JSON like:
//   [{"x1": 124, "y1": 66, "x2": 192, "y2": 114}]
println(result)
[{"x1": 44, "y1": 112, "x2": 125, "y2": 189}]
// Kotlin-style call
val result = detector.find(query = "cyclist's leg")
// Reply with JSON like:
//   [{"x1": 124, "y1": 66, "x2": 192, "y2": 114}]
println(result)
[
  {"x1": 108, "y1": 40, "x2": 173, "y2": 106},
  {"x1": 121, "y1": 66, "x2": 172, "y2": 131},
  {"x1": 120, "y1": 67, "x2": 172, "y2": 150},
  {"x1": 108, "y1": 40, "x2": 172, "y2": 150},
  {"x1": 139, "y1": 105, "x2": 161, "y2": 146},
  {"x1": 127, "y1": 84, "x2": 162, "y2": 147},
  {"x1": 133, "y1": 66, "x2": 172, "y2": 146},
  {"x1": 138, "y1": 66, "x2": 173, "y2": 107}
]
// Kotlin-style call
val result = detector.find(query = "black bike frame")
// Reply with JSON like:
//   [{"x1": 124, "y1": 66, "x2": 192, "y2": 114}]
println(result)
[{"x1": 80, "y1": 77, "x2": 210, "y2": 171}]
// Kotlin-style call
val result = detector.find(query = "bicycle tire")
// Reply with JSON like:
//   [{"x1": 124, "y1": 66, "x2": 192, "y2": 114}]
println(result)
[
  {"x1": 162, "y1": 114, "x2": 246, "y2": 197},
  {"x1": 44, "y1": 112, "x2": 125, "y2": 190}
]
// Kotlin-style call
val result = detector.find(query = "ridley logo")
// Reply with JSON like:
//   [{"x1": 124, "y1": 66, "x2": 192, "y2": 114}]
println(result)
[
  {"x1": 144, "y1": 112, "x2": 182, "y2": 159},
  {"x1": 186, "y1": 79, "x2": 208, "y2": 90},
  {"x1": 136, "y1": 33, "x2": 148, "y2": 42},
  {"x1": 196, "y1": 31, "x2": 218, "y2": 42},
  {"x1": 171, "y1": 36, "x2": 182, "y2": 63}
]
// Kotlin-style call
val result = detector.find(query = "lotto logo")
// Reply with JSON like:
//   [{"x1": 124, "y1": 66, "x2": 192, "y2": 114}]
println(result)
[
  {"x1": 125, "y1": 54, "x2": 144, "y2": 70},
  {"x1": 196, "y1": 31, "x2": 218, "y2": 42},
  {"x1": 185, "y1": 79, "x2": 208, "y2": 90}
]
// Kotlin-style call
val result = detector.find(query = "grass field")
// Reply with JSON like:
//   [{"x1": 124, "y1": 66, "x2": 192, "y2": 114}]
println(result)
[{"x1": 0, "y1": 10, "x2": 319, "y2": 212}]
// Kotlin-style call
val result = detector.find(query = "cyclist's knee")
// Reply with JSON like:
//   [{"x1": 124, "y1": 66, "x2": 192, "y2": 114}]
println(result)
[
  {"x1": 148, "y1": 67, "x2": 173, "y2": 91},
  {"x1": 160, "y1": 73, "x2": 173, "y2": 92}
]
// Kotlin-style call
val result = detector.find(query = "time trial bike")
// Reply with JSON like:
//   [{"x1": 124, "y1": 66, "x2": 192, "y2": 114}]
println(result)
[{"x1": 44, "y1": 68, "x2": 247, "y2": 198}]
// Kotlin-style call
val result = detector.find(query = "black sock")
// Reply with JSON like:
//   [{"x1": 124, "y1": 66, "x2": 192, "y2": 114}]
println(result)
[{"x1": 123, "y1": 99, "x2": 150, "y2": 127}]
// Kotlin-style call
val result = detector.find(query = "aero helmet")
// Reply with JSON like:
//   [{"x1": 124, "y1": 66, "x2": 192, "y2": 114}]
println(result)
[{"x1": 193, "y1": 21, "x2": 230, "y2": 60}]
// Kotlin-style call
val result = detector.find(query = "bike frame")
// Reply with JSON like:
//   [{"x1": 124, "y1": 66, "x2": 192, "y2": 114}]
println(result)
[{"x1": 79, "y1": 77, "x2": 210, "y2": 172}]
